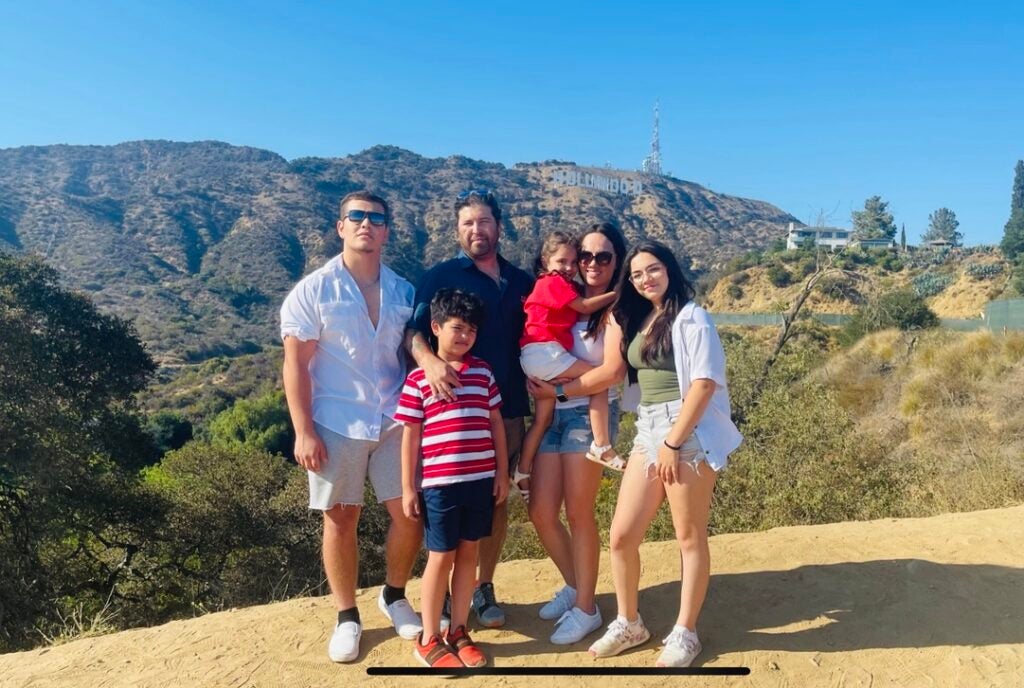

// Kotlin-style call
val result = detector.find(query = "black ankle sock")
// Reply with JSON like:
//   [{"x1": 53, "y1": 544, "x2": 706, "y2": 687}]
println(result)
[
  {"x1": 383, "y1": 584, "x2": 406, "y2": 606},
  {"x1": 337, "y1": 607, "x2": 360, "y2": 626}
]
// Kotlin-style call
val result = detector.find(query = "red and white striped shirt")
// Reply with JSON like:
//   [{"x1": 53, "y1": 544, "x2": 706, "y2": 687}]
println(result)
[{"x1": 394, "y1": 355, "x2": 503, "y2": 488}]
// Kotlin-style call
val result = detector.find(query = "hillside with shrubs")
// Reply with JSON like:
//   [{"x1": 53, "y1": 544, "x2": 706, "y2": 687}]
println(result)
[{"x1": 703, "y1": 242, "x2": 1012, "y2": 318}]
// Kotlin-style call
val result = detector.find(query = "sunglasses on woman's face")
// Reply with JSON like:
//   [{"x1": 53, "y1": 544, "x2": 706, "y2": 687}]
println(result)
[
  {"x1": 345, "y1": 209, "x2": 387, "y2": 226},
  {"x1": 578, "y1": 250, "x2": 614, "y2": 266}
]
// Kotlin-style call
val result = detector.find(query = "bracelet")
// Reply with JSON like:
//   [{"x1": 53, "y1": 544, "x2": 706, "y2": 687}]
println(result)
[{"x1": 663, "y1": 439, "x2": 682, "y2": 451}]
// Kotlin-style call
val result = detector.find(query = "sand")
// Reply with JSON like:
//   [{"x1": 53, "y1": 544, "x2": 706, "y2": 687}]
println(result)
[{"x1": 2, "y1": 506, "x2": 1022, "y2": 688}]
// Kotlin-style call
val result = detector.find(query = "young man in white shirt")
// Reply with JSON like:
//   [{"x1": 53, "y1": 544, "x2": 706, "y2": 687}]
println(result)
[{"x1": 281, "y1": 191, "x2": 423, "y2": 663}]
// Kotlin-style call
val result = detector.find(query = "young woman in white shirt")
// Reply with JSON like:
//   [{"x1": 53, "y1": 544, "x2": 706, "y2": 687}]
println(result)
[{"x1": 534, "y1": 240, "x2": 741, "y2": 667}]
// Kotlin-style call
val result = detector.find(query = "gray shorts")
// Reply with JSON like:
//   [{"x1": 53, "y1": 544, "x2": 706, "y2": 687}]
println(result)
[
  {"x1": 631, "y1": 399, "x2": 710, "y2": 478},
  {"x1": 308, "y1": 420, "x2": 403, "y2": 509}
]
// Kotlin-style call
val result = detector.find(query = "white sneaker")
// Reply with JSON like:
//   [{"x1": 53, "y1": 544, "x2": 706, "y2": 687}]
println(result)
[
  {"x1": 656, "y1": 625, "x2": 702, "y2": 667},
  {"x1": 328, "y1": 620, "x2": 361, "y2": 662},
  {"x1": 550, "y1": 605, "x2": 602, "y2": 645},
  {"x1": 588, "y1": 615, "x2": 651, "y2": 658},
  {"x1": 377, "y1": 589, "x2": 423, "y2": 640},
  {"x1": 539, "y1": 584, "x2": 577, "y2": 620}
]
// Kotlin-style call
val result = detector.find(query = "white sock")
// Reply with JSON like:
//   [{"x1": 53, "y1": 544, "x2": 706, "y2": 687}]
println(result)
[{"x1": 618, "y1": 614, "x2": 641, "y2": 627}]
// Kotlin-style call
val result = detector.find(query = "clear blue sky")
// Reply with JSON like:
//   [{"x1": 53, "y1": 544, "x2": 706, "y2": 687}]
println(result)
[{"x1": 2, "y1": 1, "x2": 1021, "y2": 245}]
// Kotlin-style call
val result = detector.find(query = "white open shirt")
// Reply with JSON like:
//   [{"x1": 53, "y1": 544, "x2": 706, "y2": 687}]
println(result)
[
  {"x1": 280, "y1": 256, "x2": 414, "y2": 441},
  {"x1": 621, "y1": 301, "x2": 743, "y2": 471}
]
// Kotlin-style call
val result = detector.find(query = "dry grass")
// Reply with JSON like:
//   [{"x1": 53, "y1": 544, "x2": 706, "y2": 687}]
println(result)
[
  {"x1": 819, "y1": 328, "x2": 1024, "y2": 515},
  {"x1": 37, "y1": 599, "x2": 120, "y2": 647}
]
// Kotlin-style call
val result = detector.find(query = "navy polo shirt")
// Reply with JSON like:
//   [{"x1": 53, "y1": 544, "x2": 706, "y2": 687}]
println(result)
[{"x1": 411, "y1": 253, "x2": 535, "y2": 419}]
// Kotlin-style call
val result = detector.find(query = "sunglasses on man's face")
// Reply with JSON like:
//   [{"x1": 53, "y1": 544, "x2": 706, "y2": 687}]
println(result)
[
  {"x1": 579, "y1": 250, "x2": 614, "y2": 266},
  {"x1": 345, "y1": 209, "x2": 387, "y2": 226}
]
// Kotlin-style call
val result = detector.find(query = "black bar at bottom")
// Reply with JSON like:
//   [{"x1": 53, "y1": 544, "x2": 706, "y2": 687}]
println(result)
[{"x1": 367, "y1": 667, "x2": 750, "y2": 676}]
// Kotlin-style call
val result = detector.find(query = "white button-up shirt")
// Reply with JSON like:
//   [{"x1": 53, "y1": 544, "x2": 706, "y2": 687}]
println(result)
[
  {"x1": 670, "y1": 302, "x2": 743, "y2": 471},
  {"x1": 280, "y1": 256, "x2": 414, "y2": 441}
]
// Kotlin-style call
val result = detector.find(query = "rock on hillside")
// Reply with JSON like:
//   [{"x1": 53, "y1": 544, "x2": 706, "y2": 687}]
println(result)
[
  {"x1": 0, "y1": 142, "x2": 798, "y2": 362},
  {"x1": 1, "y1": 506, "x2": 1020, "y2": 687}
]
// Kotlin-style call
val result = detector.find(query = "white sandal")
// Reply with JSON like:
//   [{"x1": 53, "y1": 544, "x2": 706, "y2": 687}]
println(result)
[
  {"x1": 513, "y1": 467, "x2": 532, "y2": 503},
  {"x1": 585, "y1": 442, "x2": 626, "y2": 472}
]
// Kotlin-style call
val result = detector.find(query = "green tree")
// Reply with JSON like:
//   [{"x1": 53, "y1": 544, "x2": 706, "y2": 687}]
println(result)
[
  {"x1": 1012, "y1": 160, "x2": 1024, "y2": 213},
  {"x1": 922, "y1": 208, "x2": 962, "y2": 246},
  {"x1": 851, "y1": 196, "x2": 897, "y2": 241},
  {"x1": 135, "y1": 442, "x2": 320, "y2": 619},
  {"x1": 900, "y1": 223, "x2": 907, "y2": 251},
  {"x1": 0, "y1": 252, "x2": 157, "y2": 650},
  {"x1": 1002, "y1": 161, "x2": 1024, "y2": 260},
  {"x1": 207, "y1": 390, "x2": 293, "y2": 458},
  {"x1": 145, "y1": 411, "x2": 194, "y2": 456}
]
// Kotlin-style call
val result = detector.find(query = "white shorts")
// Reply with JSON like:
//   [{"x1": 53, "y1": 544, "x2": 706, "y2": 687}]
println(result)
[{"x1": 520, "y1": 341, "x2": 579, "y2": 381}]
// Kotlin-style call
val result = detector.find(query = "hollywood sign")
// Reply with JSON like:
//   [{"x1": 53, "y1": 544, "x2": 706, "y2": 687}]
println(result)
[{"x1": 550, "y1": 168, "x2": 643, "y2": 195}]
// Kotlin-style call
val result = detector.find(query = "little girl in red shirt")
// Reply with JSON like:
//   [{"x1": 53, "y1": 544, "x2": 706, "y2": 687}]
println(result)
[{"x1": 515, "y1": 231, "x2": 624, "y2": 499}]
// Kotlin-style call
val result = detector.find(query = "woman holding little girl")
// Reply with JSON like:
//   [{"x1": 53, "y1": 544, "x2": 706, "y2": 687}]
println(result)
[{"x1": 525, "y1": 232, "x2": 742, "y2": 668}]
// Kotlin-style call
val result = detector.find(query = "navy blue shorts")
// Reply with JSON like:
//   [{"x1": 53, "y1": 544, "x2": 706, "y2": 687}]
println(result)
[{"x1": 419, "y1": 477, "x2": 495, "y2": 552}]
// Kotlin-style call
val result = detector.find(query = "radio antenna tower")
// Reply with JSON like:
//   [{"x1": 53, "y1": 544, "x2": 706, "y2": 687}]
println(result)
[{"x1": 641, "y1": 100, "x2": 663, "y2": 176}]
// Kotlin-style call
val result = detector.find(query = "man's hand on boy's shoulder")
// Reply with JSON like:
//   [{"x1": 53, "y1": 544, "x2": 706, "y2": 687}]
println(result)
[{"x1": 493, "y1": 474, "x2": 509, "y2": 505}]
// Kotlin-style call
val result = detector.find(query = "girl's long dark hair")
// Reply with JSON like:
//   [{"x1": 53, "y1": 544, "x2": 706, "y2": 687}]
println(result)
[
  {"x1": 613, "y1": 241, "x2": 696, "y2": 384},
  {"x1": 583, "y1": 222, "x2": 628, "y2": 339}
]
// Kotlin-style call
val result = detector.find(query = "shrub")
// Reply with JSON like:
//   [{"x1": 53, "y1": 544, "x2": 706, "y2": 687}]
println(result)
[
  {"x1": 765, "y1": 263, "x2": 793, "y2": 287},
  {"x1": 134, "y1": 443, "x2": 323, "y2": 620},
  {"x1": 816, "y1": 274, "x2": 860, "y2": 302},
  {"x1": 840, "y1": 289, "x2": 939, "y2": 345},
  {"x1": 964, "y1": 263, "x2": 1003, "y2": 279},
  {"x1": 713, "y1": 335, "x2": 908, "y2": 533},
  {"x1": 911, "y1": 272, "x2": 953, "y2": 298},
  {"x1": 726, "y1": 284, "x2": 744, "y2": 300},
  {"x1": 879, "y1": 252, "x2": 904, "y2": 272},
  {"x1": 730, "y1": 271, "x2": 750, "y2": 285}
]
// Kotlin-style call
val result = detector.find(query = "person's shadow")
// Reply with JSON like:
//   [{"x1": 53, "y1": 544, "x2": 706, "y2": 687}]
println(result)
[
  {"x1": 482, "y1": 560, "x2": 1024, "y2": 662},
  {"x1": 662, "y1": 559, "x2": 1024, "y2": 659}
]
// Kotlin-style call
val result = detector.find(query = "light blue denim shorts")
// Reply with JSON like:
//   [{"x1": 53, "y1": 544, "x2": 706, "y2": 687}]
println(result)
[
  {"x1": 631, "y1": 398, "x2": 708, "y2": 477},
  {"x1": 538, "y1": 399, "x2": 620, "y2": 455}
]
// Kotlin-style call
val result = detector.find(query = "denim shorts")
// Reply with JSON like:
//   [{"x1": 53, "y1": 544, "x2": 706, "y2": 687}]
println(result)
[
  {"x1": 419, "y1": 477, "x2": 495, "y2": 552},
  {"x1": 538, "y1": 399, "x2": 621, "y2": 455},
  {"x1": 631, "y1": 399, "x2": 709, "y2": 478}
]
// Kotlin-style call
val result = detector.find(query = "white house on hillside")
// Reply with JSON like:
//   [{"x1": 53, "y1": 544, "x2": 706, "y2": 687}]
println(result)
[{"x1": 785, "y1": 223, "x2": 851, "y2": 250}]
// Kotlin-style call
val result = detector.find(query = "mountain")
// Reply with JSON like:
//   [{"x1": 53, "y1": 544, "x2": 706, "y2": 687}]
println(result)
[{"x1": 0, "y1": 141, "x2": 799, "y2": 363}]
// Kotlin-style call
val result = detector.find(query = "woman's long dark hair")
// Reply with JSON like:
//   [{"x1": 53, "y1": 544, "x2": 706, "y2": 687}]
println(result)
[
  {"x1": 582, "y1": 222, "x2": 628, "y2": 339},
  {"x1": 613, "y1": 241, "x2": 696, "y2": 384}
]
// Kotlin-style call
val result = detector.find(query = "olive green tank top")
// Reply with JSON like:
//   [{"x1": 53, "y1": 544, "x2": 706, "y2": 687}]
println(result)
[{"x1": 627, "y1": 330, "x2": 680, "y2": 405}]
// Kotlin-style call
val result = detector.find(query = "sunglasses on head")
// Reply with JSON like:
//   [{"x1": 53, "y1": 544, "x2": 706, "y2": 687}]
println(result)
[
  {"x1": 345, "y1": 209, "x2": 387, "y2": 226},
  {"x1": 578, "y1": 250, "x2": 614, "y2": 266},
  {"x1": 456, "y1": 188, "x2": 494, "y2": 201}
]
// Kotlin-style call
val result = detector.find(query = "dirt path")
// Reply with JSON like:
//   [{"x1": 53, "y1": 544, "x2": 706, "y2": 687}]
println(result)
[{"x1": 3, "y1": 506, "x2": 1022, "y2": 688}]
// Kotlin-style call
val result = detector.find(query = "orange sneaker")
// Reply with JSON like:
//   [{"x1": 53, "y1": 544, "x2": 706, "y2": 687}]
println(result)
[
  {"x1": 445, "y1": 625, "x2": 487, "y2": 667},
  {"x1": 412, "y1": 633, "x2": 464, "y2": 668}
]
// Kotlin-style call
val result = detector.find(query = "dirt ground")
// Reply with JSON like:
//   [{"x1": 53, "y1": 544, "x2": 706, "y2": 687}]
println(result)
[{"x1": 2, "y1": 506, "x2": 1022, "y2": 688}]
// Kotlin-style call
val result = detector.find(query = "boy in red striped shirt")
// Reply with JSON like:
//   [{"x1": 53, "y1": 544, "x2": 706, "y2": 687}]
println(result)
[{"x1": 397, "y1": 288, "x2": 509, "y2": 667}]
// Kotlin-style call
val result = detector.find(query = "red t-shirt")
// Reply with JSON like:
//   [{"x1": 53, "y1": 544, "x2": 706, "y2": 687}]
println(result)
[
  {"x1": 393, "y1": 355, "x2": 503, "y2": 488},
  {"x1": 519, "y1": 272, "x2": 580, "y2": 350}
]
